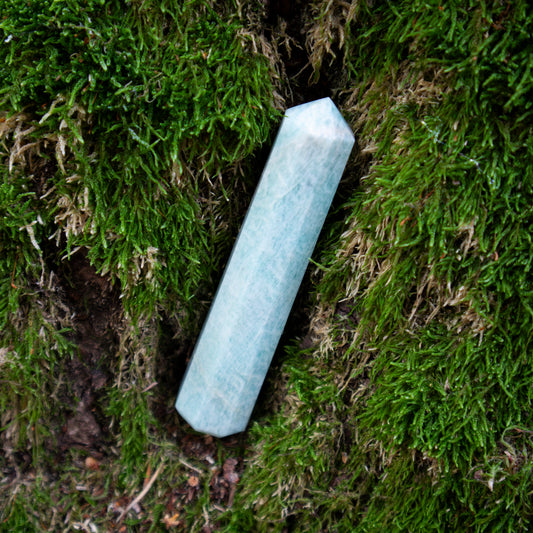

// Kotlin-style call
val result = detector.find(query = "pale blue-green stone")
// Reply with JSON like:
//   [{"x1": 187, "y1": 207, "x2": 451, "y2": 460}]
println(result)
[{"x1": 175, "y1": 97, "x2": 355, "y2": 437}]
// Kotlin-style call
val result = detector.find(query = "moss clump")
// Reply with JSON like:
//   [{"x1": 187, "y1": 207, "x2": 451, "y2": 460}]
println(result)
[
  {"x1": 236, "y1": 1, "x2": 533, "y2": 531},
  {"x1": 1, "y1": 2, "x2": 277, "y2": 530},
  {"x1": 3, "y1": 0, "x2": 533, "y2": 531},
  {"x1": 1, "y1": 0, "x2": 274, "y2": 164},
  {"x1": 0, "y1": 0, "x2": 277, "y2": 319}
]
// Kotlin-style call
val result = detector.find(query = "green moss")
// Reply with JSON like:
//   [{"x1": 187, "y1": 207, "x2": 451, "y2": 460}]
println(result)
[
  {"x1": 2, "y1": 0, "x2": 533, "y2": 530},
  {"x1": 106, "y1": 386, "x2": 155, "y2": 478},
  {"x1": 0, "y1": 159, "x2": 76, "y2": 450},
  {"x1": 1, "y1": 0, "x2": 274, "y2": 165},
  {"x1": 239, "y1": 1, "x2": 533, "y2": 530},
  {"x1": 0, "y1": 490, "x2": 37, "y2": 532},
  {"x1": 1, "y1": 2, "x2": 277, "y2": 529},
  {"x1": 0, "y1": 0, "x2": 278, "y2": 320}
]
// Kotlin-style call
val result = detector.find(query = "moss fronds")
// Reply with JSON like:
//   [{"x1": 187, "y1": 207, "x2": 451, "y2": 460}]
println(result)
[
  {"x1": 1, "y1": 3, "x2": 278, "y2": 530},
  {"x1": 2, "y1": 1, "x2": 533, "y2": 531},
  {"x1": 238, "y1": 1, "x2": 533, "y2": 530},
  {"x1": 0, "y1": 0, "x2": 278, "y2": 320}
]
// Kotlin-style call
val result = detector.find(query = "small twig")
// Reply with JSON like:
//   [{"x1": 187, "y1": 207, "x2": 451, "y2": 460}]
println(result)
[
  {"x1": 178, "y1": 456, "x2": 204, "y2": 474},
  {"x1": 118, "y1": 462, "x2": 165, "y2": 522},
  {"x1": 141, "y1": 381, "x2": 158, "y2": 393}
]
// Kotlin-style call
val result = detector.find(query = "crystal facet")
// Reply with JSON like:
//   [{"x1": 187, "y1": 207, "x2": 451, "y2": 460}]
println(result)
[{"x1": 175, "y1": 97, "x2": 355, "y2": 437}]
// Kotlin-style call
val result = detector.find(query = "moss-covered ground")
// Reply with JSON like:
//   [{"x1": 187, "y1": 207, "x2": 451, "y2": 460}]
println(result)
[{"x1": 1, "y1": 1, "x2": 532, "y2": 531}]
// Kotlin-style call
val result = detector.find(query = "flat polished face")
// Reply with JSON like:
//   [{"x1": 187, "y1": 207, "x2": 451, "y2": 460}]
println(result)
[{"x1": 176, "y1": 98, "x2": 354, "y2": 438}]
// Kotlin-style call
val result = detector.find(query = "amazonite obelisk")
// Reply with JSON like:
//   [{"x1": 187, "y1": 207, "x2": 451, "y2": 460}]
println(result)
[{"x1": 176, "y1": 97, "x2": 354, "y2": 437}]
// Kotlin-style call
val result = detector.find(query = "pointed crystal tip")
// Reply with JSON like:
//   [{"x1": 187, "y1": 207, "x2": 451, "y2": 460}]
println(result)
[{"x1": 284, "y1": 97, "x2": 354, "y2": 144}]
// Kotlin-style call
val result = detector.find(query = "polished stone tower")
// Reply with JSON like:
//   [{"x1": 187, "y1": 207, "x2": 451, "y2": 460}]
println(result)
[{"x1": 176, "y1": 97, "x2": 354, "y2": 437}]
